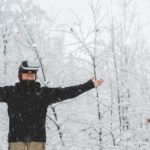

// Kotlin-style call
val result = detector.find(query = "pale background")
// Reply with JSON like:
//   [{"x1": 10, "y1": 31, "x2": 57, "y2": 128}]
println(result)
[{"x1": 33, "y1": 0, "x2": 150, "y2": 43}]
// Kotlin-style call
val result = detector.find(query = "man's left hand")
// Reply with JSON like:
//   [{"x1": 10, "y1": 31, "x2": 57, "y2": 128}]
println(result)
[{"x1": 92, "y1": 79, "x2": 104, "y2": 87}]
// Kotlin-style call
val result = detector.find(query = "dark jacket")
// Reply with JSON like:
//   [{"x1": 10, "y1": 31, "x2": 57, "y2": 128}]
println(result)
[{"x1": 0, "y1": 80, "x2": 94, "y2": 142}]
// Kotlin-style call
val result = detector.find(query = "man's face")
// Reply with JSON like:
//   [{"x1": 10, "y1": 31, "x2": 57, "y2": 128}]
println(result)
[{"x1": 21, "y1": 70, "x2": 36, "y2": 81}]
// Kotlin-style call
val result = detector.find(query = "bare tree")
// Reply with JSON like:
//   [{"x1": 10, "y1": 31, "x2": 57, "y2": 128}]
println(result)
[{"x1": 58, "y1": 1, "x2": 107, "y2": 149}]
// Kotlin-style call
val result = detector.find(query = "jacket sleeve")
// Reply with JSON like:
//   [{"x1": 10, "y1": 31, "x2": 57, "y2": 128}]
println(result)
[
  {"x1": 43, "y1": 80, "x2": 95, "y2": 105},
  {"x1": 0, "y1": 86, "x2": 12, "y2": 103}
]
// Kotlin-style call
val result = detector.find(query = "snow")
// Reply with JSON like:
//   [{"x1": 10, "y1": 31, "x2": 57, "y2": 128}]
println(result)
[{"x1": 0, "y1": 0, "x2": 150, "y2": 149}]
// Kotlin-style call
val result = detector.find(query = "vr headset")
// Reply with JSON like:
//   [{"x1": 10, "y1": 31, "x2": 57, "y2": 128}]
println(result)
[{"x1": 19, "y1": 61, "x2": 40, "y2": 73}]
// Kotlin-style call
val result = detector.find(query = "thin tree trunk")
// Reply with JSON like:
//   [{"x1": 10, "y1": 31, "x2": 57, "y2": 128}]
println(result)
[
  {"x1": 3, "y1": 27, "x2": 8, "y2": 83},
  {"x1": 110, "y1": 10, "x2": 122, "y2": 141}
]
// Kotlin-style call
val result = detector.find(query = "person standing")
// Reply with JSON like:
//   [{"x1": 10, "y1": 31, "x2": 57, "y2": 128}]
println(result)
[{"x1": 0, "y1": 60, "x2": 104, "y2": 150}]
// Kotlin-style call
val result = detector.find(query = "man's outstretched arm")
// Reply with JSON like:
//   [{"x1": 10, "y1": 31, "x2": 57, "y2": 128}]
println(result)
[{"x1": 44, "y1": 79, "x2": 104, "y2": 104}]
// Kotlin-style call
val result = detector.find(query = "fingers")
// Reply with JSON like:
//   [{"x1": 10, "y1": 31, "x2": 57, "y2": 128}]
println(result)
[
  {"x1": 96, "y1": 79, "x2": 104, "y2": 86},
  {"x1": 92, "y1": 79, "x2": 104, "y2": 87},
  {"x1": 97, "y1": 79, "x2": 104, "y2": 83}
]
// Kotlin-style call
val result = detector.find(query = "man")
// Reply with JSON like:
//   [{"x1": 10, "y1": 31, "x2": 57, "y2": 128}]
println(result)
[{"x1": 0, "y1": 60, "x2": 104, "y2": 150}]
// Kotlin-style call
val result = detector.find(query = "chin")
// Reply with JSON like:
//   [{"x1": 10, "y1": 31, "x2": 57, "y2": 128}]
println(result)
[
  {"x1": 28, "y1": 79, "x2": 36, "y2": 81},
  {"x1": 22, "y1": 78, "x2": 36, "y2": 81}
]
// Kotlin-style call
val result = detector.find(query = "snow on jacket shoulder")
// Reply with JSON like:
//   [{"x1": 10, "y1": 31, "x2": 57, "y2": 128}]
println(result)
[{"x1": 0, "y1": 80, "x2": 94, "y2": 104}]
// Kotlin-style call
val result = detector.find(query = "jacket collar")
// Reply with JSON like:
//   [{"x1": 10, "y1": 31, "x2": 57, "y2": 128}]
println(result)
[{"x1": 15, "y1": 80, "x2": 41, "y2": 91}]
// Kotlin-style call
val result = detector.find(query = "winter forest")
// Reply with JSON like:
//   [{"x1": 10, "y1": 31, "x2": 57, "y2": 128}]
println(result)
[{"x1": 0, "y1": 0, "x2": 150, "y2": 149}]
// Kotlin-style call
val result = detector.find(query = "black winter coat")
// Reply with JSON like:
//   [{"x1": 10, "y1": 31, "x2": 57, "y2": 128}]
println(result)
[{"x1": 0, "y1": 80, "x2": 94, "y2": 142}]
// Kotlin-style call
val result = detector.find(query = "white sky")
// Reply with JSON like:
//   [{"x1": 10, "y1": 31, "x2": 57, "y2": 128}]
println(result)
[{"x1": 33, "y1": 0, "x2": 150, "y2": 42}]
